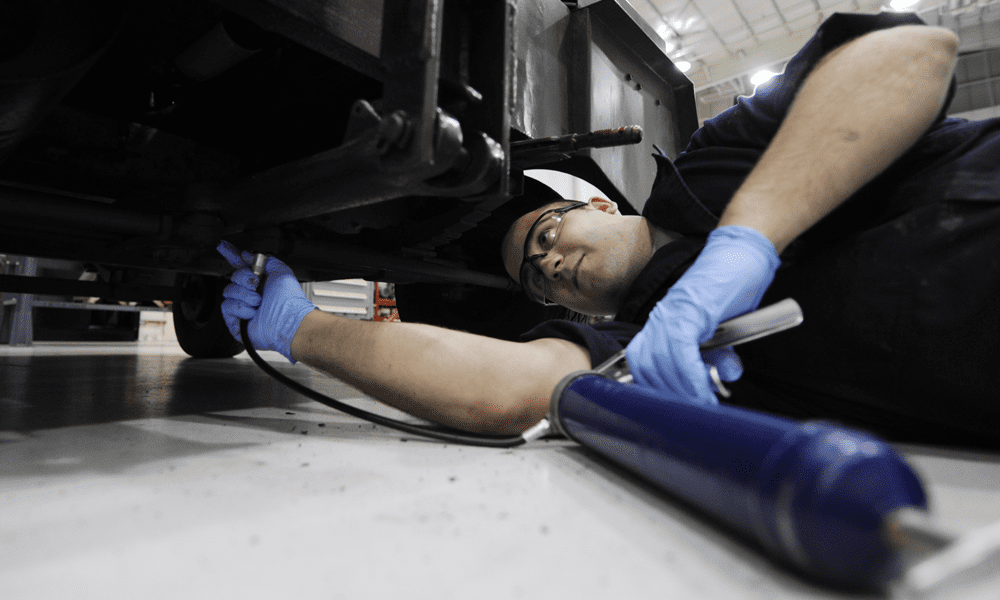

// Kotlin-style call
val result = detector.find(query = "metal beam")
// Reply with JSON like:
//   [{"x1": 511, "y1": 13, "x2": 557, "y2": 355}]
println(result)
[
  {"x1": 764, "y1": 0, "x2": 795, "y2": 36},
  {"x1": 0, "y1": 275, "x2": 177, "y2": 302},
  {"x1": 726, "y1": 0, "x2": 763, "y2": 46},
  {"x1": 29, "y1": 300, "x2": 171, "y2": 313}
]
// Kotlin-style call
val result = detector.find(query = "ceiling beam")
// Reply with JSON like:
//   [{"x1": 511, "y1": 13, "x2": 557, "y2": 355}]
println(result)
[{"x1": 690, "y1": 0, "x2": 888, "y2": 91}]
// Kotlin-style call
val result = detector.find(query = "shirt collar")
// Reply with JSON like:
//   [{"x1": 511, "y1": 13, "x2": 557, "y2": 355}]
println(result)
[
  {"x1": 611, "y1": 149, "x2": 720, "y2": 324},
  {"x1": 614, "y1": 236, "x2": 706, "y2": 325},
  {"x1": 642, "y1": 151, "x2": 720, "y2": 235}
]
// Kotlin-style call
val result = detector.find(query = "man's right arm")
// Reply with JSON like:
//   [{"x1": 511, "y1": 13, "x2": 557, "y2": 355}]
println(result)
[
  {"x1": 290, "y1": 310, "x2": 591, "y2": 434},
  {"x1": 626, "y1": 24, "x2": 958, "y2": 404}
]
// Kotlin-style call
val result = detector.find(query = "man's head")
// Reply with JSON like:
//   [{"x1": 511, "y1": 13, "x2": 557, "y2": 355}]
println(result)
[{"x1": 501, "y1": 196, "x2": 656, "y2": 316}]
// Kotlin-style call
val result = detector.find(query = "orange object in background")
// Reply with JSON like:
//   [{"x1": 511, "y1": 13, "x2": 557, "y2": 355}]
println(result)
[{"x1": 374, "y1": 283, "x2": 399, "y2": 322}]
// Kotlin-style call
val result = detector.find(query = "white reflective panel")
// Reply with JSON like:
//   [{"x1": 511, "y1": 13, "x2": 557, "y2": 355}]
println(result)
[{"x1": 525, "y1": 170, "x2": 609, "y2": 205}]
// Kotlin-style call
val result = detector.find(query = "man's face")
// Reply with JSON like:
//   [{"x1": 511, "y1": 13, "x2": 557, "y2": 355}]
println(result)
[{"x1": 502, "y1": 198, "x2": 653, "y2": 316}]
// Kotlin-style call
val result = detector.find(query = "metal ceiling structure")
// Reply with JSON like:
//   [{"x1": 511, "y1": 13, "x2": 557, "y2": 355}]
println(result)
[{"x1": 627, "y1": 0, "x2": 1000, "y2": 122}]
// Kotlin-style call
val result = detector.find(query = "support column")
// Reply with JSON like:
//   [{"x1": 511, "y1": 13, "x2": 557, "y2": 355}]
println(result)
[{"x1": 6, "y1": 256, "x2": 36, "y2": 346}]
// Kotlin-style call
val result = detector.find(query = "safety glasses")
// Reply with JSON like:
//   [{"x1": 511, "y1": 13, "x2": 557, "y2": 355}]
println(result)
[{"x1": 518, "y1": 201, "x2": 588, "y2": 305}]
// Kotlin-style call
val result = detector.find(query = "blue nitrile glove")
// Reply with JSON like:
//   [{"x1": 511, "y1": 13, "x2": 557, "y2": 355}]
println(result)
[
  {"x1": 217, "y1": 241, "x2": 316, "y2": 363},
  {"x1": 625, "y1": 226, "x2": 781, "y2": 405}
]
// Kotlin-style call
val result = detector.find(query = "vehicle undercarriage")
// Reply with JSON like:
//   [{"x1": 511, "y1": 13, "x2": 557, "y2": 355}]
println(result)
[{"x1": 0, "y1": 0, "x2": 696, "y2": 354}]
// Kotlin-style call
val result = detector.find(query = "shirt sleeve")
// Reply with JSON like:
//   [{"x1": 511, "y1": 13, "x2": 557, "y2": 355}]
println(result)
[
  {"x1": 519, "y1": 319, "x2": 642, "y2": 367},
  {"x1": 687, "y1": 12, "x2": 931, "y2": 153}
]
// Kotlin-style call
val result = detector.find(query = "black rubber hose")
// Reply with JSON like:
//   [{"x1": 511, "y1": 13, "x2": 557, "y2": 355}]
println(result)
[{"x1": 239, "y1": 319, "x2": 526, "y2": 448}]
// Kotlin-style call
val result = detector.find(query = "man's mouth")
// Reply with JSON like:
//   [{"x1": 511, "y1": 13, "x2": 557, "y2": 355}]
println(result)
[{"x1": 572, "y1": 254, "x2": 582, "y2": 289}]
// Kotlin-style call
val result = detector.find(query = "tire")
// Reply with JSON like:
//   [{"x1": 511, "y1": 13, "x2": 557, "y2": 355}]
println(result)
[
  {"x1": 172, "y1": 273, "x2": 244, "y2": 358},
  {"x1": 394, "y1": 282, "x2": 566, "y2": 341}
]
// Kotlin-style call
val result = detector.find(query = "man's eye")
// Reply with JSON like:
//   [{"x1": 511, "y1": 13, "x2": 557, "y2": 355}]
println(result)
[{"x1": 538, "y1": 227, "x2": 555, "y2": 250}]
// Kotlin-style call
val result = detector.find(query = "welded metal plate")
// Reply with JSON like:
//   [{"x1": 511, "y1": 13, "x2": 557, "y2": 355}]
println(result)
[{"x1": 511, "y1": 0, "x2": 697, "y2": 212}]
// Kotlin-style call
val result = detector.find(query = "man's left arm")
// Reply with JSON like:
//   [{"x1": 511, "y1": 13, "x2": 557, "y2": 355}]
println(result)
[
  {"x1": 717, "y1": 24, "x2": 958, "y2": 252},
  {"x1": 626, "y1": 25, "x2": 958, "y2": 403}
]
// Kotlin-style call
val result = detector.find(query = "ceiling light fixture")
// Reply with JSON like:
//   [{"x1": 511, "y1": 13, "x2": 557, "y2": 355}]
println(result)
[
  {"x1": 675, "y1": 60, "x2": 692, "y2": 73},
  {"x1": 890, "y1": 0, "x2": 920, "y2": 9}
]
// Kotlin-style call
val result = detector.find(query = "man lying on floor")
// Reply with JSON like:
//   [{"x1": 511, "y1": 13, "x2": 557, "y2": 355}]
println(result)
[{"x1": 218, "y1": 12, "x2": 1000, "y2": 447}]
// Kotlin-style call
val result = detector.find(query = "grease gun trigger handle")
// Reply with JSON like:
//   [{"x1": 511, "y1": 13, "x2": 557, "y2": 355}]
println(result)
[
  {"x1": 594, "y1": 351, "x2": 632, "y2": 382},
  {"x1": 594, "y1": 298, "x2": 804, "y2": 382},
  {"x1": 700, "y1": 298, "x2": 804, "y2": 351}
]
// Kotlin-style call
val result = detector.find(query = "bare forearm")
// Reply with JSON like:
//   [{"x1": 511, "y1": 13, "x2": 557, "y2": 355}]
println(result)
[
  {"x1": 718, "y1": 26, "x2": 959, "y2": 252},
  {"x1": 289, "y1": 310, "x2": 590, "y2": 434}
]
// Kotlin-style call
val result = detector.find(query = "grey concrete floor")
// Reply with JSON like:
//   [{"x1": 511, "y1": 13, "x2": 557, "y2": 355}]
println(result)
[{"x1": 1, "y1": 342, "x2": 999, "y2": 600}]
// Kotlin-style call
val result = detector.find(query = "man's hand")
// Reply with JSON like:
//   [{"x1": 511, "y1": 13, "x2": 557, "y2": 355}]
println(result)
[
  {"x1": 217, "y1": 241, "x2": 316, "y2": 363},
  {"x1": 625, "y1": 226, "x2": 780, "y2": 404}
]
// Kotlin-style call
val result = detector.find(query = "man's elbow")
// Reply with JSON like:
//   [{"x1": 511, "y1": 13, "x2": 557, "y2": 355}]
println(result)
[
  {"x1": 463, "y1": 337, "x2": 590, "y2": 435},
  {"x1": 468, "y1": 392, "x2": 550, "y2": 435},
  {"x1": 886, "y1": 26, "x2": 958, "y2": 77},
  {"x1": 921, "y1": 27, "x2": 959, "y2": 69}
]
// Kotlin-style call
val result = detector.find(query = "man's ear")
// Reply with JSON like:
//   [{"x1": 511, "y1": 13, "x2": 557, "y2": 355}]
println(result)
[{"x1": 588, "y1": 197, "x2": 619, "y2": 215}]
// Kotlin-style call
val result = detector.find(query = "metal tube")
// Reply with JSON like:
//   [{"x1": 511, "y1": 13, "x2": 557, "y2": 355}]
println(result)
[
  {"x1": 208, "y1": 106, "x2": 467, "y2": 229},
  {"x1": 0, "y1": 185, "x2": 168, "y2": 238},
  {"x1": 291, "y1": 239, "x2": 515, "y2": 290}
]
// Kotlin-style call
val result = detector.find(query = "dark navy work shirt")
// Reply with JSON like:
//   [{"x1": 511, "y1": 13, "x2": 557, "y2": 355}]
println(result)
[{"x1": 523, "y1": 12, "x2": 1000, "y2": 446}]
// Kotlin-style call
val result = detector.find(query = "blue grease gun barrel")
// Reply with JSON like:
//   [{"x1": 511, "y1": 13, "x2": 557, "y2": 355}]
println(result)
[{"x1": 547, "y1": 299, "x2": 928, "y2": 591}]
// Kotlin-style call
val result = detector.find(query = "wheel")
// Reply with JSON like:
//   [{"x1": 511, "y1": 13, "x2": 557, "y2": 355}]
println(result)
[
  {"x1": 394, "y1": 282, "x2": 567, "y2": 341},
  {"x1": 172, "y1": 273, "x2": 244, "y2": 358}
]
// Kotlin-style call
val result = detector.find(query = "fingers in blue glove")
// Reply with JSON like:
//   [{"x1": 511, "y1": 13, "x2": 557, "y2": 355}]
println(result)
[
  {"x1": 702, "y1": 347, "x2": 743, "y2": 382},
  {"x1": 223, "y1": 280, "x2": 262, "y2": 308},
  {"x1": 263, "y1": 255, "x2": 295, "y2": 277},
  {"x1": 677, "y1": 342, "x2": 718, "y2": 403},
  {"x1": 220, "y1": 298, "x2": 256, "y2": 338},
  {"x1": 217, "y1": 240, "x2": 255, "y2": 269},
  {"x1": 220, "y1": 296, "x2": 256, "y2": 321},
  {"x1": 229, "y1": 268, "x2": 260, "y2": 291},
  {"x1": 626, "y1": 337, "x2": 719, "y2": 406}
]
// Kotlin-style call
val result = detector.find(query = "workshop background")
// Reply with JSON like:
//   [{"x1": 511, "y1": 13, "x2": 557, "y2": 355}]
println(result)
[{"x1": 3, "y1": 0, "x2": 1000, "y2": 599}]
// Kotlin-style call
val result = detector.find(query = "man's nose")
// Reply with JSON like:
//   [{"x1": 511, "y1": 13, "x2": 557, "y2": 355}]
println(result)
[{"x1": 539, "y1": 252, "x2": 564, "y2": 280}]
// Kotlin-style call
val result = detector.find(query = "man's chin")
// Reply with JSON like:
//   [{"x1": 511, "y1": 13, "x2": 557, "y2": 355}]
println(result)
[{"x1": 563, "y1": 297, "x2": 619, "y2": 318}]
